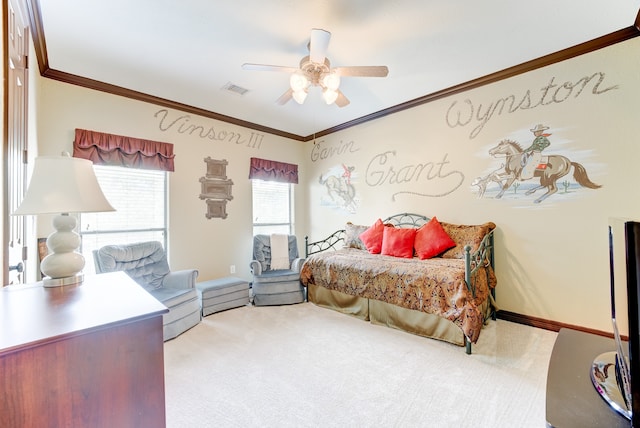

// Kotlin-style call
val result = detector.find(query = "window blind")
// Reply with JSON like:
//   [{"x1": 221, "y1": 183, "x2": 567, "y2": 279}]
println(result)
[
  {"x1": 80, "y1": 165, "x2": 167, "y2": 274},
  {"x1": 251, "y1": 179, "x2": 292, "y2": 235}
]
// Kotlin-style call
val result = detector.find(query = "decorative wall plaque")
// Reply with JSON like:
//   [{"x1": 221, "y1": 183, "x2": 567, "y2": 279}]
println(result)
[
  {"x1": 205, "y1": 199, "x2": 228, "y2": 219},
  {"x1": 199, "y1": 178, "x2": 233, "y2": 200},
  {"x1": 200, "y1": 157, "x2": 233, "y2": 219},
  {"x1": 204, "y1": 157, "x2": 228, "y2": 180}
]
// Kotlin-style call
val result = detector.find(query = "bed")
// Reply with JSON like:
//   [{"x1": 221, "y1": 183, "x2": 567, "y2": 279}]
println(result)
[{"x1": 300, "y1": 213, "x2": 496, "y2": 354}]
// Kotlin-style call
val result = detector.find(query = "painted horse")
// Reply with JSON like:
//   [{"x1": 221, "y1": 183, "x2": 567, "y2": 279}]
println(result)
[
  {"x1": 319, "y1": 173, "x2": 356, "y2": 211},
  {"x1": 488, "y1": 139, "x2": 601, "y2": 203}
]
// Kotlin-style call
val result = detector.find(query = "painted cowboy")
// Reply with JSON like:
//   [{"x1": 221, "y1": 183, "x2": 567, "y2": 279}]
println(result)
[
  {"x1": 520, "y1": 124, "x2": 551, "y2": 180},
  {"x1": 341, "y1": 163, "x2": 354, "y2": 185}
]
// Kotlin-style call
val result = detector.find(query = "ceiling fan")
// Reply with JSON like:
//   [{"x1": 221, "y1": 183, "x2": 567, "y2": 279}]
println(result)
[{"x1": 242, "y1": 28, "x2": 389, "y2": 107}]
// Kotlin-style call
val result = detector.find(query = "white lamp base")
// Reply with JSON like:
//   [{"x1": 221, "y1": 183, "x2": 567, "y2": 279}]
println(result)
[
  {"x1": 43, "y1": 273, "x2": 84, "y2": 288},
  {"x1": 41, "y1": 213, "x2": 86, "y2": 287}
]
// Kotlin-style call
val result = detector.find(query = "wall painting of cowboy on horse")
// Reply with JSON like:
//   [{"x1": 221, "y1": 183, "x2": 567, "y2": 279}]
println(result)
[
  {"x1": 472, "y1": 124, "x2": 602, "y2": 204},
  {"x1": 319, "y1": 164, "x2": 358, "y2": 213}
]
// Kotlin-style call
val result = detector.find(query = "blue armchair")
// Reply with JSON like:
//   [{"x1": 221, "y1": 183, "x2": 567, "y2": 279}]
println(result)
[
  {"x1": 250, "y1": 234, "x2": 305, "y2": 305},
  {"x1": 94, "y1": 241, "x2": 201, "y2": 341}
]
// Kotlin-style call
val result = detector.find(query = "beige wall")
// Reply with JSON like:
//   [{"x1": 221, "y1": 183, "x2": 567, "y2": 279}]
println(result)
[
  {"x1": 302, "y1": 37, "x2": 640, "y2": 333},
  {"x1": 29, "y1": 36, "x2": 640, "y2": 332},
  {"x1": 33, "y1": 77, "x2": 306, "y2": 282}
]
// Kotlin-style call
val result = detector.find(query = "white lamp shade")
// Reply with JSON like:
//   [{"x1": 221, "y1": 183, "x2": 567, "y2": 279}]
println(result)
[
  {"x1": 322, "y1": 72, "x2": 340, "y2": 91},
  {"x1": 322, "y1": 89, "x2": 339, "y2": 105},
  {"x1": 292, "y1": 89, "x2": 308, "y2": 104},
  {"x1": 289, "y1": 72, "x2": 309, "y2": 92},
  {"x1": 13, "y1": 154, "x2": 115, "y2": 215}
]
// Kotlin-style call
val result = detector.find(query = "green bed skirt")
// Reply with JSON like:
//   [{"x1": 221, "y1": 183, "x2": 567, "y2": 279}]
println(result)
[{"x1": 307, "y1": 283, "x2": 491, "y2": 347}]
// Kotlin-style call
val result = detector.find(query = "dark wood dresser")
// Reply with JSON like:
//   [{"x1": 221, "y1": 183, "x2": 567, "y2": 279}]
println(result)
[{"x1": 0, "y1": 272, "x2": 168, "y2": 428}]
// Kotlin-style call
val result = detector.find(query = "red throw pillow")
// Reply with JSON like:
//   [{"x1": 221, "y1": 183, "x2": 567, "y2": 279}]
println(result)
[
  {"x1": 381, "y1": 226, "x2": 417, "y2": 258},
  {"x1": 359, "y1": 219, "x2": 385, "y2": 254},
  {"x1": 414, "y1": 217, "x2": 456, "y2": 260}
]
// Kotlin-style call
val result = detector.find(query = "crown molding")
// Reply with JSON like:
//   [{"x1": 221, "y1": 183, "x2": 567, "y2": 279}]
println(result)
[{"x1": 25, "y1": 0, "x2": 640, "y2": 143}]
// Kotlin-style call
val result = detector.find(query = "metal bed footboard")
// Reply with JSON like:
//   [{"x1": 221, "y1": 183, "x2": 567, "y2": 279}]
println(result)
[{"x1": 463, "y1": 229, "x2": 496, "y2": 353}]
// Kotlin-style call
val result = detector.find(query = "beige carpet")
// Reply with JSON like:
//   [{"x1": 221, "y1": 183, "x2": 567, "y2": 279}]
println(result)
[{"x1": 164, "y1": 302, "x2": 557, "y2": 428}]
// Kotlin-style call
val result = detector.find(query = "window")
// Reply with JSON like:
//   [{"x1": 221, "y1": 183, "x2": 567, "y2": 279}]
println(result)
[
  {"x1": 80, "y1": 165, "x2": 167, "y2": 274},
  {"x1": 252, "y1": 179, "x2": 293, "y2": 235}
]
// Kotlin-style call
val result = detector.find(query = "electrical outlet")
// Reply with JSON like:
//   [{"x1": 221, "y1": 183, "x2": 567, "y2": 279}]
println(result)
[{"x1": 230, "y1": 265, "x2": 236, "y2": 274}]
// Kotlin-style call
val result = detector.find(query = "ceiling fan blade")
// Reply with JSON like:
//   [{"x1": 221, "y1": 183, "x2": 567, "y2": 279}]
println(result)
[
  {"x1": 335, "y1": 90, "x2": 350, "y2": 108},
  {"x1": 309, "y1": 28, "x2": 331, "y2": 64},
  {"x1": 242, "y1": 63, "x2": 298, "y2": 73},
  {"x1": 334, "y1": 66, "x2": 389, "y2": 77},
  {"x1": 276, "y1": 88, "x2": 293, "y2": 105}
]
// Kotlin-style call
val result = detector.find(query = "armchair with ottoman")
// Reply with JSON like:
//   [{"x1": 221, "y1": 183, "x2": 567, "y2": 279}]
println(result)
[{"x1": 94, "y1": 241, "x2": 201, "y2": 341}]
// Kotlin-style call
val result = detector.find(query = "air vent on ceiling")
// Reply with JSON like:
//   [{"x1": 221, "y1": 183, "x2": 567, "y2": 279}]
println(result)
[{"x1": 222, "y1": 82, "x2": 249, "y2": 96}]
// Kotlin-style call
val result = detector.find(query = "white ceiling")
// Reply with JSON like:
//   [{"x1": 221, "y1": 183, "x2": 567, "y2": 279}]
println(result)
[{"x1": 36, "y1": 1, "x2": 640, "y2": 139}]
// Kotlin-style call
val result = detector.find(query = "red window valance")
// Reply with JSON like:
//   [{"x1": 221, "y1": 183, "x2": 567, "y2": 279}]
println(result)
[
  {"x1": 248, "y1": 157, "x2": 298, "y2": 184},
  {"x1": 72, "y1": 128, "x2": 175, "y2": 172}
]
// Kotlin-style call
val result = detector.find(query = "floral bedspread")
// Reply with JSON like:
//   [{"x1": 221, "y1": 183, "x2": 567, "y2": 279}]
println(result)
[{"x1": 300, "y1": 248, "x2": 496, "y2": 343}]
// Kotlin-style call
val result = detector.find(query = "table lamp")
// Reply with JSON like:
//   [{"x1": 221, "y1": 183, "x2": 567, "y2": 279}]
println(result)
[{"x1": 12, "y1": 153, "x2": 115, "y2": 287}]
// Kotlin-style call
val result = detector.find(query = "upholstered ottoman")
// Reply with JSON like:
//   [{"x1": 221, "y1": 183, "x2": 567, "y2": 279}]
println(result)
[{"x1": 196, "y1": 277, "x2": 250, "y2": 316}]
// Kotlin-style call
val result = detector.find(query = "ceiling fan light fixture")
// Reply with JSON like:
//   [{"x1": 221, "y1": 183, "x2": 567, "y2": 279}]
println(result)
[
  {"x1": 290, "y1": 72, "x2": 310, "y2": 92},
  {"x1": 244, "y1": 28, "x2": 387, "y2": 108},
  {"x1": 322, "y1": 72, "x2": 340, "y2": 91},
  {"x1": 292, "y1": 89, "x2": 308, "y2": 104},
  {"x1": 322, "y1": 88, "x2": 339, "y2": 105}
]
